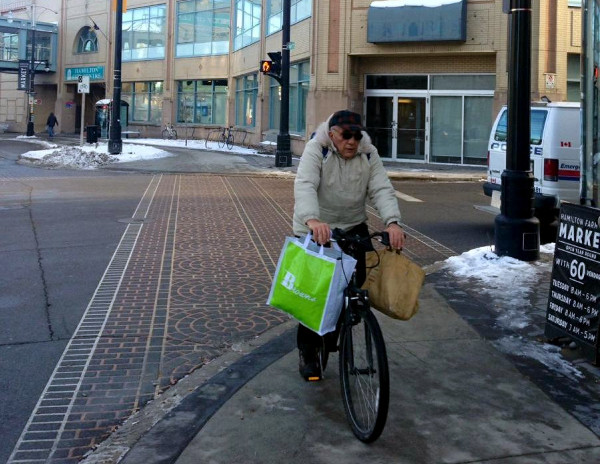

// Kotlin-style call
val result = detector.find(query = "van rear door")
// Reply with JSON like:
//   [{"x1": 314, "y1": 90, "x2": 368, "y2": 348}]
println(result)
[
  {"x1": 534, "y1": 106, "x2": 580, "y2": 204},
  {"x1": 487, "y1": 108, "x2": 507, "y2": 187},
  {"x1": 529, "y1": 109, "x2": 548, "y2": 194}
]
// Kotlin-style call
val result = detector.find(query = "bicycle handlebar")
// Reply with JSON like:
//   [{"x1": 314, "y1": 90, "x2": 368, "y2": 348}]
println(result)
[{"x1": 331, "y1": 228, "x2": 390, "y2": 248}]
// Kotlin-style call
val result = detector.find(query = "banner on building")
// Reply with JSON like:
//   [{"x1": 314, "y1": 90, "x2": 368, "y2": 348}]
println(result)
[{"x1": 18, "y1": 61, "x2": 29, "y2": 91}]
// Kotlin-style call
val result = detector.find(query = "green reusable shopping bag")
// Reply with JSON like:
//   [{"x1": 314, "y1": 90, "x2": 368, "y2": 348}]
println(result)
[{"x1": 267, "y1": 235, "x2": 357, "y2": 335}]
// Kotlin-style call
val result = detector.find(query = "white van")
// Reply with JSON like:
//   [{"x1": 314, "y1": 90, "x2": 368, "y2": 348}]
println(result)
[{"x1": 482, "y1": 101, "x2": 581, "y2": 231}]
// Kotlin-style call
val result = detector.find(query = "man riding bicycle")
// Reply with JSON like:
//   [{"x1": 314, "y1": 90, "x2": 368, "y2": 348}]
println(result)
[{"x1": 293, "y1": 110, "x2": 405, "y2": 381}]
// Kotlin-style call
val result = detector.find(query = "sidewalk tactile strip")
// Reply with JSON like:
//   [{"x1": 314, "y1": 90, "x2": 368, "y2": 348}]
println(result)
[{"x1": 8, "y1": 228, "x2": 143, "y2": 463}]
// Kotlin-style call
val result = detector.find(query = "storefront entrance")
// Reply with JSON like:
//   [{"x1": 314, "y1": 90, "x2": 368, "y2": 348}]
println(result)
[
  {"x1": 364, "y1": 74, "x2": 495, "y2": 165},
  {"x1": 365, "y1": 95, "x2": 427, "y2": 161}
]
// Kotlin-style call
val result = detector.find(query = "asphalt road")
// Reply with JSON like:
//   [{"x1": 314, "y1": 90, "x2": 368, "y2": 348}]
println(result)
[
  {"x1": 0, "y1": 139, "x2": 152, "y2": 463},
  {"x1": 392, "y1": 179, "x2": 496, "y2": 254},
  {"x1": 0, "y1": 139, "x2": 493, "y2": 462}
]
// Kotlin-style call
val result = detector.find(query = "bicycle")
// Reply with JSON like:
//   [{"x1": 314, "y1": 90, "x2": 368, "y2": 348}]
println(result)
[
  {"x1": 162, "y1": 123, "x2": 177, "y2": 140},
  {"x1": 218, "y1": 126, "x2": 235, "y2": 150},
  {"x1": 319, "y1": 228, "x2": 390, "y2": 443}
]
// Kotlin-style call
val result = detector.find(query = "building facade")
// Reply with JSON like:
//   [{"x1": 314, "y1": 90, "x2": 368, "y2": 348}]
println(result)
[{"x1": 0, "y1": 0, "x2": 583, "y2": 165}]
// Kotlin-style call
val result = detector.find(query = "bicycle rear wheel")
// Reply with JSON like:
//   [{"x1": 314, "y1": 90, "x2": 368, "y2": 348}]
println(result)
[
  {"x1": 226, "y1": 133, "x2": 234, "y2": 150},
  {"x1": 218, "y1": 135, "x2": 225, "y2": 149},
  {"x1": 172, "y1": 130, "x2": 177, "y2": 140},
  {"x1": 339, "y1": 308, "x2": 389, "y2": 443},
  {"x1": 162, "y1": 129, "x2": 169, "y2": 140}
]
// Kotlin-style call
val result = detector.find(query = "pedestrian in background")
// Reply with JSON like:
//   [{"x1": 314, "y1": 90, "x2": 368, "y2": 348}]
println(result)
[{"x1": 46, "y1": 112, "x2": 58, "y2": 138}]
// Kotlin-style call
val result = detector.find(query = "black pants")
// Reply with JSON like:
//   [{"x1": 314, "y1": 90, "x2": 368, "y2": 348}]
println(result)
[{"x1": 297, "y1": 223, "x2": 372, "y2": 353}]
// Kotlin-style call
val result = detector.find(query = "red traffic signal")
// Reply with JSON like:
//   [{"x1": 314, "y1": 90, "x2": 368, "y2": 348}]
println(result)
[
  {"x1": 260, "y1": 51, "x2": 282, "y2": 81},
  {"x1": 261, "y1": 60, "x2": 273, "y2": 74}
]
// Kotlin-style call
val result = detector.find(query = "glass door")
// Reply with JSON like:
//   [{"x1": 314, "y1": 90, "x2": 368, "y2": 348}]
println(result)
[
  {"x1": 396, "y1": 96, "x2": 426, "y2": 161},
  {"x1": 366, "y1": 94, "x2": 428, "y2": 161},
  {"x1": 366, "y1": 96, "x2": 394, "y2": 158}
]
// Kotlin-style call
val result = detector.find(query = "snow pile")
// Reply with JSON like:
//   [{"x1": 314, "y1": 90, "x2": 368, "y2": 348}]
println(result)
[
  {"x1": 494, "y1": 336, "x2": 584, "y2": 379},
  {"x1": 444, "y1": 245, "x2": 554, "y2": 330},
  {"x1": 20, "y1": 142, "x2": 172, "y2": 170},
  {"x1": 443, "y1": 244, "x2": 584, "y2": 379}
]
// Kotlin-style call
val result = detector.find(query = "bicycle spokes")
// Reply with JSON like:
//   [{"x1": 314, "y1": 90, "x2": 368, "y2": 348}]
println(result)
[{"x1": 339, "y1": 310, "x2": 389, "y2": 442}]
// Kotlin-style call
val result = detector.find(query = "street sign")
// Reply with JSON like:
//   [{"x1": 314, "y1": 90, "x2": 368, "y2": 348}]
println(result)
[
  {"x1": 77, "y1": 76, "x2": 90, "y2": 94},
  {"x1": 34, "y1": 98, "x2": 42, "y2": 105},
  {"x1": 18, "y1": 61, "x2": 29, "y2": 91},
  {"x1": 545, "y1": 203, "x2": 600, "y2": 364},
  {"x1": 65, "y1": 66, "x2": 104, "y2": 81}
]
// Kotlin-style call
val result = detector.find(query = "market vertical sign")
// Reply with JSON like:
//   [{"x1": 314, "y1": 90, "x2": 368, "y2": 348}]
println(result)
[
  {"x1": 18, "y1": 60, "x2": 29, "y2": 91},
  {"x1": 545, "y1": 203, "x2": 600, "y2": 363}
]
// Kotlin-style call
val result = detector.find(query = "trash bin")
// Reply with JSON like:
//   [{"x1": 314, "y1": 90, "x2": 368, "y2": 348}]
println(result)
[{"x1": 86, "y1": 125, "x2": 99, "y2": 143}]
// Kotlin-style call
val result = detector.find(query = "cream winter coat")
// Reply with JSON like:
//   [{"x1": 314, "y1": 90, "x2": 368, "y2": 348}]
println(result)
[{"x1": 293, "y1": 119, "x2": 402, "y2": 235}]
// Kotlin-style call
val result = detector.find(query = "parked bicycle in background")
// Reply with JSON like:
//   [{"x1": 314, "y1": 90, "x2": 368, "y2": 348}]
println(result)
[
  {"x1": 218, "y1": 126, "x2": 235, "y2": 150},
  {"x1": 162, "y1": 122, "x2": 177, "y2": 140}
]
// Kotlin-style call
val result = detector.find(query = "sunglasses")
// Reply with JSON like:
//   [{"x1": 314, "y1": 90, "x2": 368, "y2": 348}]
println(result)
[{"x1": 332, "y1": 128, "x2": 363, "y2": 141}]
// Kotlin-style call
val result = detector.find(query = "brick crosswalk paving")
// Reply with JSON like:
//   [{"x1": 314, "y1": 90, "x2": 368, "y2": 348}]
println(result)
[{"x1": 9, "y1": 173, "x2": 453, "y2": 463}]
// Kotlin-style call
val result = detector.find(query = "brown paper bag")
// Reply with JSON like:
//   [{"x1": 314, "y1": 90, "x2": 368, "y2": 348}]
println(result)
[{"x1": 361, "y1": 249, "x2": 425, "y2": 320}]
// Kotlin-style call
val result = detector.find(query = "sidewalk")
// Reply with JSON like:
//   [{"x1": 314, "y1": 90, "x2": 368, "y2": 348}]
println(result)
[{"x1": 84, "y1": 279, "x2": 600, "y2": 464}]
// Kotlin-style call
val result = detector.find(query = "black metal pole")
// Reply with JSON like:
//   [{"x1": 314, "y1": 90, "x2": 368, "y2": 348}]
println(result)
[
  {"x1": 275, "y1": 0, "x2": 291, "y2": 167},
  {"x1": 26, "y1": 20, "x2": 36, "y2": 136},
  {"x1": 494, "y1": 0, "x2": 539, "y2": 261},
  {"x1": 108, "y1": 0, "x2": 123, "y2": 154}
]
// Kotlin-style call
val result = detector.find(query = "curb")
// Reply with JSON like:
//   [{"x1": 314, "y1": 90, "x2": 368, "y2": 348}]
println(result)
[
  {"x1": 386, "y1": 171, "x2": 486, "y2": 182},
  {"x1": 79, "y1": 320, "x2": 298, "y2": 464}
]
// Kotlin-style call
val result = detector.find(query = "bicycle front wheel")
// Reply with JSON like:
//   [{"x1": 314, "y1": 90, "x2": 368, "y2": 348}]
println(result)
[
  {"x1": 218, "y1": 135, "x2": 225, "y2": 149},
  {"x1": 339, "y1": 308, "x2": 389, "y2": 443},
  {"x1": 162, "y1": 129, "x2": 169, "y2": 140},
  {"x1": 226, "y1": 133, "x2": 234, "y2": 150},
  {"x1": 171, "y1": 130, "x2": 177, "y2": 140}
]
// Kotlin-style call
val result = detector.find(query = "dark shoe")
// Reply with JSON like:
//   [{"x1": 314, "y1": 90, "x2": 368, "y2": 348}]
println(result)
[{"x1": 299, "y1": 348, "x2": 321, "y2": 381}]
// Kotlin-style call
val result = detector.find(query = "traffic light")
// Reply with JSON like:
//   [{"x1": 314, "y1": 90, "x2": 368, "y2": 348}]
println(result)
[
  {"x1": 260, "y1": 51, "x2": 282, "y2": 82},
  {"x1": 261, "y1": 60, "x2": 273, "y2": 74},
  {"x1": 267, "y1": 51, "x2": 282, "y2": 76}
]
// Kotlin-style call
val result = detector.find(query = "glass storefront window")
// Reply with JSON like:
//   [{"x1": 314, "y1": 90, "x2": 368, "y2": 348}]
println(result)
[
  {"x1": 235, "y1": 74, "x2": 258, "y2": 127},
  {"x1": 431, "y1": 74, "x2": 495, "y2": 90},
  {"x1": 121, "y1": 81, "x2": 163, "y2": 124},
  {"x1": 366, "y1": 74, "x2": 494, "y2": 165},
  {"x1": 176, "y1": 79, "x2": 228, "y2": 125},
  {"x1": 176, "y1": 0, "x2": 230, "y2": 57},
  {"x1": 366, "y1": 75, "x2": 427, "y2": 90},
  {"x1": 269, "y1": 61, "x2": 309, "y2": 134},
  {"x1": 122, "y1": 5, "x2": 166, "y2": 61},
  {"x1": 430, "y1": 96, "x2": 462, "y2": 163},
  {"x1": 463, "y1": 97, "x2": 492, "y2": 165}
]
